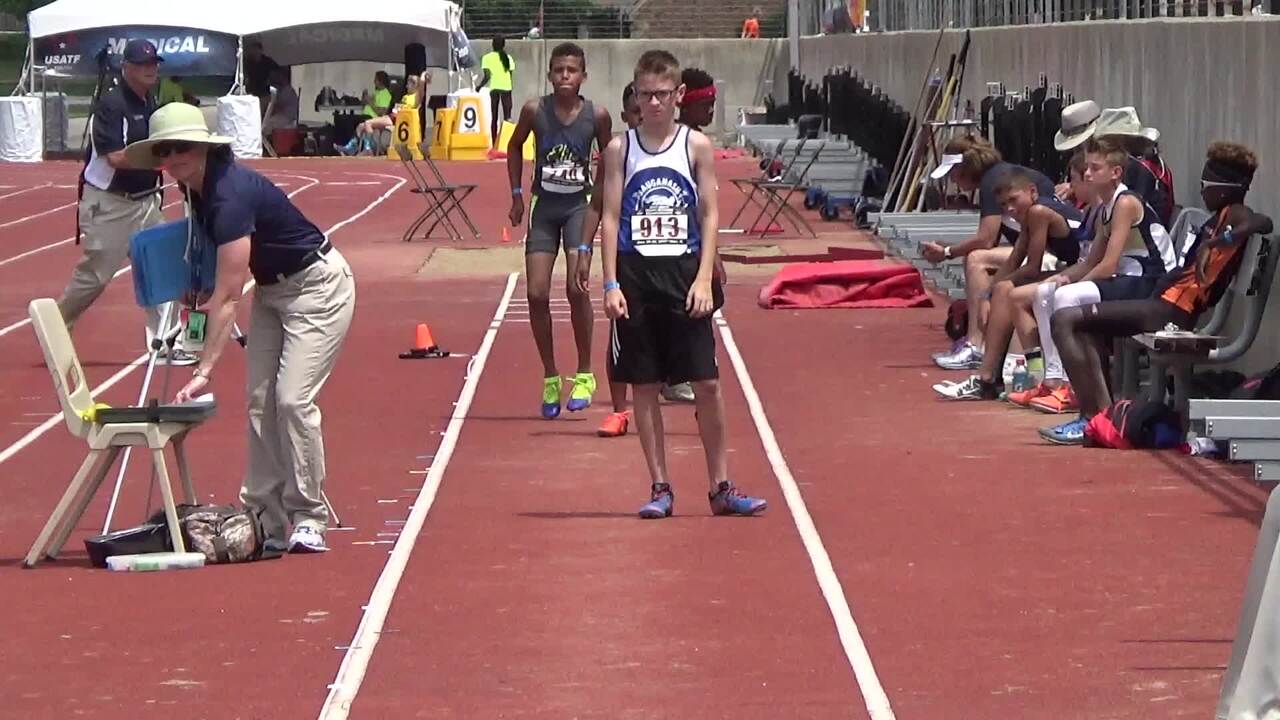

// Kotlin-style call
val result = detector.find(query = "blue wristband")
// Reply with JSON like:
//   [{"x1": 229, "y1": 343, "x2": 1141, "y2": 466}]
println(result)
[
  {"x1": 603, "y1": 280, "x2": 621, "y2": 292},
  {"x1": 577, "y1": 244, "x2": 592, "y2": 254}
]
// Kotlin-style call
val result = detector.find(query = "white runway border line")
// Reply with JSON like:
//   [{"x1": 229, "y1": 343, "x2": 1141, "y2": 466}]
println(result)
[
  {"x1": 318, "y1": 272, "x2": 519, "y2": 720},
  {"x1": 716, "y1": 310, "x2": 897, "y2": 720}
]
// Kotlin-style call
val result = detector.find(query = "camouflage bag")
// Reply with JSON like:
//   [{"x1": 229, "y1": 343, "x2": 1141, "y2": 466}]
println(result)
[{"x1": 149, "y1": 504, "x2": 265, "y2": 564}]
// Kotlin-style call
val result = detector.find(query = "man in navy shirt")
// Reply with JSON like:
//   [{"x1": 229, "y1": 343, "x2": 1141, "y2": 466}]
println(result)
[{"x1": 58, "y1": 39, "x2": 195, "y2": 364}]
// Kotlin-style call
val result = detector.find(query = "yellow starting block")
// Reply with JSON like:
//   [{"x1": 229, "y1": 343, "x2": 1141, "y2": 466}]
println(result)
[
  {"x1": 497, "y1": 120, "x2": 535, "y2": 158},
  {"x1": 386, "y1": 106, "x2": 424, "y2": 160},
  {"x1": 447, "y1": 94, "x2": 490, "y2": 161},
  {"x1": 429, "y1": 107, "x2": 457, "y2": 160}
]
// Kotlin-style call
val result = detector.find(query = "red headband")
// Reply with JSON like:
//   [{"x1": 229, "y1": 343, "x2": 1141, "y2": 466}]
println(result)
[{"x1": 680, "y1": 85, "x2": 716, "y2": 106}]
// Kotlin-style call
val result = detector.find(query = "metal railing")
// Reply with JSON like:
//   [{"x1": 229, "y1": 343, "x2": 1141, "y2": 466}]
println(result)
[{"x1": 801, "y1": 0, "x2": 1275, "y2": 33}]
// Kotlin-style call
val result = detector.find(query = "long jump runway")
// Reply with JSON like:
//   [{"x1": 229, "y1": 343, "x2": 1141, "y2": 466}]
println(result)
[{"x1": 0, "y1": 157, "x2": 1268, "y2": 719}]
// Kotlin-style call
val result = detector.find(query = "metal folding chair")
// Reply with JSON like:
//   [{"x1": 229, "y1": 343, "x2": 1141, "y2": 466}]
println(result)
[
  {"x1": 415, "y1": 142, "x2": 479, "y2": 239},
  {"x1": 728, "y1": 138, "x2": 807, "y2": 229},
  {"x1": 743, "y1": 145, "x2": 823, "y2": 238},
  {"x1": 395, "y1": 144, "x2": 471, "y2": 242}
]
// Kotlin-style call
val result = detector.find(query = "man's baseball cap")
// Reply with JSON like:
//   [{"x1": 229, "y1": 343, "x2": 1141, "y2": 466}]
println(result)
[{"x1": 123, "y1": 39, "x2": 163, "y2": 65}]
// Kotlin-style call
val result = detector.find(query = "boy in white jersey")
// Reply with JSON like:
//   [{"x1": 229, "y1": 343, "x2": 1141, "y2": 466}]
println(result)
[{"x1": 600, "y1": 50, "x2": 767, "y2": 518}]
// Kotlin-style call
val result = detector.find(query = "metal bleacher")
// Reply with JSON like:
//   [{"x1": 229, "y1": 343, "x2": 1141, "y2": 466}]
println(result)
[
  {"x1": 869, "y1": 210, "x2": 981, "y2": 300},
  {"x1": 1191, "y1": 400, "x2": 1280, "y2": 482}
]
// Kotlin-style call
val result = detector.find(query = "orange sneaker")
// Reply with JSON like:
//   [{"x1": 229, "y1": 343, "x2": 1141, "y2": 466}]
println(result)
[
  {"x1": 1006, "y1": 383, "x2": 1052, "y2": 407},
  {"x1": 597, "y1": 411, "x2": 630, "y2": 437},
  {"x1": 1029, "y1": 385, "x2": 1079, "y2": 414}
]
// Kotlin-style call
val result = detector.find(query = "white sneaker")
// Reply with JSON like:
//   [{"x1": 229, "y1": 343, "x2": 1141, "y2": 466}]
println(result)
[
  {"x1": 934, "y1": 342, "x2": 983, "y2": 370},
  {"x1": 157, "y1": 348, "x2": 199, "y2": 366},
  {"x1": 661, "y1": 382, "x2": 696, "y2": 403},
  {"x1": 288, "y1": 526, "x2": 329, "y2": 553}
]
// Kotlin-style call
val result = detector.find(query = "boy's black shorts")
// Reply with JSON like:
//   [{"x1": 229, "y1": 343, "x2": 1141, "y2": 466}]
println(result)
[{"x1": 610, "y1": 252, "x2": 724, "y2": 386}]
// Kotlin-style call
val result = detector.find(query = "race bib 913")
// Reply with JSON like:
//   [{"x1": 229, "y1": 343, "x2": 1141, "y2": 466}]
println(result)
[{"x1": 631, "y1": 212, "x2": 689, "y2": 257}]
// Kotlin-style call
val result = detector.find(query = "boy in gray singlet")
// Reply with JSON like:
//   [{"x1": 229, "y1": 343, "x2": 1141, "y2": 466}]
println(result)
[{"x1": 507, "y1": 42, "x2": 613, "y2": 419}]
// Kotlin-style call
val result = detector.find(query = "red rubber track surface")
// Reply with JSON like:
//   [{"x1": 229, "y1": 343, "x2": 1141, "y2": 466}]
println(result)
[{"x1": 0, "y1": 157, "x2": 1266, "y2": 719}]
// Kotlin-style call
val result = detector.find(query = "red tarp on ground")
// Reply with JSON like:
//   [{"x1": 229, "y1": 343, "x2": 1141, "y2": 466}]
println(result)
[{"x1": 757, "y1": 260, "x2": 933, "y2": 309}]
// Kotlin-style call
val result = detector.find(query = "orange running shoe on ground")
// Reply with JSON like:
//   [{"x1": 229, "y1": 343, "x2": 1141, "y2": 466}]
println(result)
[
  {"x1": 1029, "y1": 385, "x2": 1079, "y2": 414},
  {"x1": 597, "y1": 411, "x2": 631, "y2": 437},
  {"x1": 1006, "y1": 384, "x2": 1053, "y2": 408}
]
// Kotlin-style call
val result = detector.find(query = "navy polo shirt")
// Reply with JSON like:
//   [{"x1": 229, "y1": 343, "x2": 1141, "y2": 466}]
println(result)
[
  {"x1": 191, "y1": 156, "x2": 326, "y2": 283},
  {"x1": 84, "y1": 84, "x2": 161, "y2": 195}
]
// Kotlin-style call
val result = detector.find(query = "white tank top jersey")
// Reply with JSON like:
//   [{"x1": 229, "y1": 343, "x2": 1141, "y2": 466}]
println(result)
[{"x1": 618, "y1": 125, "x2": 702, "y2": 257}]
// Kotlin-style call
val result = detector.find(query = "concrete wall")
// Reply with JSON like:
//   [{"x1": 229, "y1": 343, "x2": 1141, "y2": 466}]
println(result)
[
  {"x1": 800, "y1": 17, "x2": 1280, "y2": 373},
  {"x1": 291, "y1": 39, "x2": 786, "y2": 134}
]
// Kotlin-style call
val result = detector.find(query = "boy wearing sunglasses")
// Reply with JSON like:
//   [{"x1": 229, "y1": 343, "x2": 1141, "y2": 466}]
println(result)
[
  {"x1": 1040, "y1": 141, "x2": 1271, "y2": 445},
  {"x1": 598, "y1": 50, "x2": 767, "y2": 518}
]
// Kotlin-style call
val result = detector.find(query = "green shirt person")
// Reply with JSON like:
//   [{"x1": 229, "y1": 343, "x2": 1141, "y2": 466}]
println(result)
[
  {"x1": 480, "y1": 47, "x2": 515, "y2": 91},
  {"x1": 159, "y1": 76, "x2": 185, "y2": 105},
  {"x1": 478, "y1": 37, "x2": 517, "y2": 142},
  {"x1": 362, "y1": 71, "x2": 393, "y2": 118}
]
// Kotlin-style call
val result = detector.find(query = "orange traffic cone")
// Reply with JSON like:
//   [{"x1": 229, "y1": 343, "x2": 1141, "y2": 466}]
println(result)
[
  {"x1": 501, "y1": 227, "x2": 512, "y2": 244},
  {"x1": 399, "y1": 322, "x2": 449, "y2": 359}
]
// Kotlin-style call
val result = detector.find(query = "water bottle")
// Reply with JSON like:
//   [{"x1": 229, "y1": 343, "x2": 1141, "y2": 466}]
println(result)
[
  {"x1": 106, "y1": 552, "x2": 205, "y2": 572},
  {"x1": 1011, "y1": 358, "x2": 1031, "y2": 393}
]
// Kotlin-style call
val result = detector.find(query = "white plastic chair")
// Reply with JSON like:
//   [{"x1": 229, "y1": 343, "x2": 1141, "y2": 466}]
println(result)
[{"x1": 24, "y1": 298, "x2": 213, "y2": 568}]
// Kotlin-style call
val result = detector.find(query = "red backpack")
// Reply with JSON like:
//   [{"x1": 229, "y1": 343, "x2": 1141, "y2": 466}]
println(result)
[{"x1": 1084, "y1": 399, "x2": 1182, "y2": 450}]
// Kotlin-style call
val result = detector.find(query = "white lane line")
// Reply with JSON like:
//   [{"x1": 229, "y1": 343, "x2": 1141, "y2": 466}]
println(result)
[
  {"x1": 0, "y1": 172, "x2": 322, "y2": 269},
  {"x1": 0, "y1": 200, "x2": 78, "y2": 230},
  {"x1": 0, "y1": 175, "x2": 326, "y2": 340},
  {"x1": 0, "y1": 174, "x2": 397, "y2": 469},
  {"x1": 0, "y1": 183, "x2": 54, "y2": 201},
  {"x1": 318, "y1": 272, "x2": 518, "y2": 720},
  {"x1": 0, "y1": 355, "x2": 149, "y2": 466},
  {"x1": 715, "y1": 310, "x2": 897, "y2": 720}
]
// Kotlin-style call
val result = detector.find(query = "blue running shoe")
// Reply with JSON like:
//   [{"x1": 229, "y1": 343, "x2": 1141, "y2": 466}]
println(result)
[
  {"x1": 638, "y1": 483, "x2": 674, "y2": 519},
  {"x1": 709, "y1": 481, "x2": 768, "y2": 516},
  {"x1": 1040, "y1": 417, "x2": 1087, "y2": 445},
  {"x1": 566, "y1": 372, "x2": 596, "y2": 412},
  {"x1": 541, "y1": 376, "x2": 561, "y2": 419}
]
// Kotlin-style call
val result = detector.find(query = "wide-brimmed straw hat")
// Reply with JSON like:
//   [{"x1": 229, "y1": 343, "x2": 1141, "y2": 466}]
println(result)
[
  {"x1": 1093, "y1": 106, "x2": 1160, "y2": 143},
  {"x1": 1053, "y1": 100, "x2": 1101, "y2": 151},
  {"x1": 123, "y1": 102, "x2": 232, "y2": 170}
]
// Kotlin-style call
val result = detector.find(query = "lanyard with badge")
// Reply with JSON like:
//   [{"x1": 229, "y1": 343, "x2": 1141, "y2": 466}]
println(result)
[{"x1": 182, "y1": 190, "x2": 209, "y2": 351}]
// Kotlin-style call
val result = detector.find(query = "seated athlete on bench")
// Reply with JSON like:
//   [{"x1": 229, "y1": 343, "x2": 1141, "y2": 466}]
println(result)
[
  {"x1": 1040, "y1": 141, "x2": 1272, "y2": 445},
  {"x1": 925, "y1": 135, "x2": 1058, "y2": 371},
  {"x1": 933, "y1": 164, "x2": 1089, "y2": 401}
]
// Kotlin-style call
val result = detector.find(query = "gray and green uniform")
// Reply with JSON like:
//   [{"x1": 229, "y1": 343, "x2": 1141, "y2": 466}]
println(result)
[{"x1": 527, "y1": 95, "x2": 596, "y2": 254}]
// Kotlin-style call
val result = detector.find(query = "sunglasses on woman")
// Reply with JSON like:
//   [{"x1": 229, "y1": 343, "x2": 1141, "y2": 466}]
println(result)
[{"x1": 152, "y1": 141, "x2": 195, "y2": 159}]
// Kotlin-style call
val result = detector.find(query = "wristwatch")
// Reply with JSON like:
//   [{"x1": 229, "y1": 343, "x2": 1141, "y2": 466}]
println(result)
[
  {"x1": 943, "y1": 245, "x2": 952, "y2": 260},
  {"x1": 511, "y1": 187, "x2": 523, "y2": 197}
]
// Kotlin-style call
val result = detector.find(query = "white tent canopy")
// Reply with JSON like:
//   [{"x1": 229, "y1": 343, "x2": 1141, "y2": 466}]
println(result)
[{"x1": 27, "y1": 0, "x2": 460, "y2": 66}]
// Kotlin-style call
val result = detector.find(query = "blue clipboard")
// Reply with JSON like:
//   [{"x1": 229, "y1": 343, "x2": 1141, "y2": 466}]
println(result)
[{"x1": 128, "y1": 219, "x2": 217, "y2": 307}]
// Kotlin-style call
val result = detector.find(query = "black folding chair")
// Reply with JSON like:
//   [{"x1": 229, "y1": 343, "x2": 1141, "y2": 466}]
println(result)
[
  {"x1": 418, "y1": 142, "x2": 479, "y2": 239},
  {"x1": 728, "y1": 138, "x2": 805, "y2": 228},
  {"x1": 742, "y1": 144, "x2": 823, "y2": 238},
  {"x1": 395, "y1": 144, "x2": 477, "y2": 242}
]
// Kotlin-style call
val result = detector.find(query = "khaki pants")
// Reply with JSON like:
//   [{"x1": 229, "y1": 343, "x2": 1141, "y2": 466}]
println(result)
[
  {"x1": 1217, "y1": 488, "x2": 1280, "y2": 719},
  {"x1": 58, "y1": 185, "x2": 175, "y2": 347},
  {"x1": 240, "y1": 249, "x2": 355, "y2": 538}
]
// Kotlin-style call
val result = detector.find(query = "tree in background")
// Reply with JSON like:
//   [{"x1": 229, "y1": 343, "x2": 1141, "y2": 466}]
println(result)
[{"x1": 0, "y1": 0, "x2": 53, "y2": 21}]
